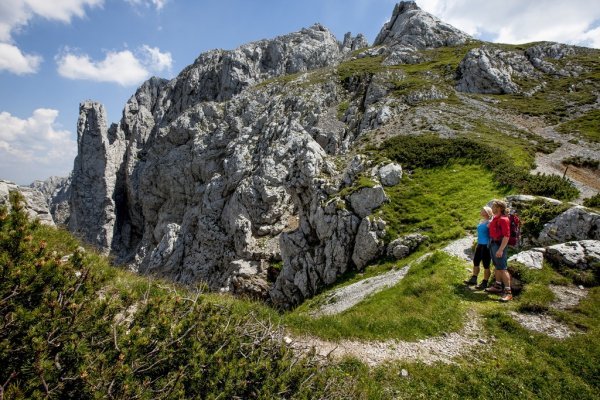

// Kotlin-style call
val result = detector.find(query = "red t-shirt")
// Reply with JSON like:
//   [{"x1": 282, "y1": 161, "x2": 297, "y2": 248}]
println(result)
[{"x1": 489, "y1": 215, "x2": 510, "y2": 240}]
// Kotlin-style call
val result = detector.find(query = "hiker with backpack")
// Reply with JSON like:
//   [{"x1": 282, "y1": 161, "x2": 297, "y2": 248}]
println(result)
[
  {"x1": 485, "y1": 199, "x2": 513, "y2": 302},
  {"x1": 464, "y1": 206, "x2": 493, "y2": 289}
]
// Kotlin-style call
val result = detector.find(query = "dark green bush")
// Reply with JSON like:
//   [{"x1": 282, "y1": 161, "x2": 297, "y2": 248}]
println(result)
[
  {"x1": 378, "y1": 135, "x2": 579, "y2": 201},
  {"x1": 518, "y1": 199, "x2": 571, "y2": 238},
  {"x1": 583, "y1": 193, "x2": 600, "y2": 209},
  {"x1": 562, "y1": 156, "x2": 600, "y2": 169}
]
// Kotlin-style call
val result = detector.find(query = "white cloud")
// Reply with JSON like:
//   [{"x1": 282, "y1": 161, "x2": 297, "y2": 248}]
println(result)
[
  {"x1": 0, "y1": 0, "x2": 103, "y2": 42},
  {"x1": 125, "y1": 0, "x2": 169, "y2": 11},
  {"x1": 0, "y1": 42, "x2": 41, "y2": 74},
  {"x1": 56, "y1": 49, "x2": 148, "y2": 86},
  {"x1": 0, "y1": 108, "x2": 76, "y2": 184},
  {"x1": 56, "y1": 45, "x2": 172, "y2": 86},
  {"x1": 0, "y1": 0, "x2": 103, "y2": 76},
  {"x1": 417, "y1": 0, "x2": 600, "y2": 48},
  {"x1": 141, "y1": 45, "x2": 173, "y2": 72}
]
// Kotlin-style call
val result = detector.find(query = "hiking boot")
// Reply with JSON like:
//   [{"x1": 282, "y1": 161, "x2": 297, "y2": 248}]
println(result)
[
  {"x1": 500, "y1": 289, "x2": 513, "y2": 302},
  {"x1": 475, "y1": 280, "x2": 488, "y2": 290},
  {"x1": 464, "y1": 275, "x2": 478, "y2": 285},
  {"x1": 485, "y1": 282, "x2": 503, "y2": 294}
]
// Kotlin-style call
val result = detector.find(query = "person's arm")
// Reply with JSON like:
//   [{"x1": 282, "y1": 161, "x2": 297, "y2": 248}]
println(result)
[{"x1": 496, "y1": 236, "x2": 509, "y2": 258}]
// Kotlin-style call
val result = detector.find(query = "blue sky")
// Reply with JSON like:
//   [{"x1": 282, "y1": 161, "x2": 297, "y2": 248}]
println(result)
[{"x1": 1, "y1": 0, "x2": 599, "y2": 185}]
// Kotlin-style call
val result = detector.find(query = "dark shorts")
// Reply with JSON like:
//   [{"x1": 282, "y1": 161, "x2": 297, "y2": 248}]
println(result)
[
  {"x1": 490, "y1": 241, "x2": 508, "y2": 270},
  {"x1": 473, "y1": 243, "x2": 491, "y2": 269}
]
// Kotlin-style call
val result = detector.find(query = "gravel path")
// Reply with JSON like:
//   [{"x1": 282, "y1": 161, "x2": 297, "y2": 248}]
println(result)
[
  {"x1": 442, "y1": 235, "x2": 474, "y2": 262},
  {"x1": 289, "y1": 310, "x2": 485, "y2": 366}
]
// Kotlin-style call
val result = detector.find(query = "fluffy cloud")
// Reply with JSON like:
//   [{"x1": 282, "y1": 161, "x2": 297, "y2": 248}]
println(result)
[
  {"x1": 0, "y1": 108, "x2": 76, "y2": 184},
  {"x1": 0, "y1": 42, "x2": 41, "y2": 74},
  {"x1": 416, "y1": 0, "x2": 600, "y2": 48},
  {"x1": 0, "y1": 0, "x2": 103, "y2": 75},
  {"x1": 125, "y1": 0, "x2": 169, "y2": 11},
  {"x1": 56, "y1": 45, "x2": 173, "y2": 86}
]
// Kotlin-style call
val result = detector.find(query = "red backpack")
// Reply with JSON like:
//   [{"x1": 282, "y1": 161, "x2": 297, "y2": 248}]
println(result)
[{"x1": 508, "y1": 212, "x2": 521, "y2": 247}]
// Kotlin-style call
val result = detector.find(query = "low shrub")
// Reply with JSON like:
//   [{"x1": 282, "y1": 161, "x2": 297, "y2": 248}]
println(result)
[
  {"x1": 561, "y1": 156, "x2": 600, "y2": 169},
  {"x1": 583, "y1": 193, "x2": 600, "y2": 209},
  {"x1": 518, "y1": 199, "x2": 571, "y2": 239}
]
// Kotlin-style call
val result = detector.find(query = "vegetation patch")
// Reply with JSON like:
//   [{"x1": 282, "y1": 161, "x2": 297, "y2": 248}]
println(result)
[
  {"x1": 376, "y1": 135, "x2": 579, "y2": 201},
  {"x1": 517, "y1": 199, "x2": 571, "y2": 238},
  {"x1": 583, "y1": 193, "x2": 600, "y2": 209},
  {"x1": 557, "y1": 109, "x2": 600, "y2": 143},
  {"x1": 378, "y1": 164, "x2": 510, "y2": 243},
  {"x1": 283, "y1": 252, "x2": 467, "y2": 341},
  {"x1": 561, "y1": 155, "x2": 600, "y2": 169}
]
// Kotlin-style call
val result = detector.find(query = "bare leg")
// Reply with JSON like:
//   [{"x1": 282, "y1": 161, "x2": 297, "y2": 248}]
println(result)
[{"x1": 500, "y1": 270, "x2": 511, "y2": 289}]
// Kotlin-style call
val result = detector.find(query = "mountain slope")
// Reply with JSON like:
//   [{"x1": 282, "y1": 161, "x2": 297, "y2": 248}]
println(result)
[{"x1": 59, "y1": 1, "x2": 600, "y2": 308}]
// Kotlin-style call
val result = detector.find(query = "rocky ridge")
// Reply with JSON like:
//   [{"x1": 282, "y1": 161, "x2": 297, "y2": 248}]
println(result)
[{"x1": 26, "y1": 1, "x2": 600, "y2": 308}]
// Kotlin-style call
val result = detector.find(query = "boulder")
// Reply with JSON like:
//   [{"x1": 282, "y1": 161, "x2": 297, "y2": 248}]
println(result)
[
  {"x1": 376, "y1": 163, "x2": 403, "y2": 186},
  {"x1": 352, "y1": 217, "x2": 386, "y2": 269},
  {"x1": 456, "y1": 46, "x2": 537, "y2": 94},
  {"x1": 537, "y1": 207, "x2": 600, "y2": 246},
  {"x1": 545, "y1": 240, "x2": 600, "y2": 269},
  {"x1": 387, "y1": 233, "x2": 428, "y2": 259},
  {"x1": 509, "y1": 249, "x2": 545, "y2": 270},
  {"x1": 348, "y1": 185, "x2": 388, "y2": 218}
]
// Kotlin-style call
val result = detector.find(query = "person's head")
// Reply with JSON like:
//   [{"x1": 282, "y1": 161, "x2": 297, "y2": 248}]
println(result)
[
  {"x1": 480, "y1": 206, "x2": 493, "y2": 219},
  {"x1": 491, "y1": 200, "x2": 507, "y2": 216}
]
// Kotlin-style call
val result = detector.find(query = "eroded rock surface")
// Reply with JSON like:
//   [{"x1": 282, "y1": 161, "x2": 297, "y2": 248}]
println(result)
[
  {"x1": 0, "y1": 180, "x2": 54, "y2": 226},
  {"x1": 538, "y1": 207, "x2": 600, "y2": 246}
]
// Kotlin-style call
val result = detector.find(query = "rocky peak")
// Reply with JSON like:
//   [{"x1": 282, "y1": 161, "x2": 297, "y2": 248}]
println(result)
[
  {"x1": 374, "y1": 1, "x2": 471, "y2": 48},
  {"x1": 30, "y1": 175, "x2": 71, "y2": 226},
  {"x1": 340, "y1": 32, "x2": 370, "y2": 53}
]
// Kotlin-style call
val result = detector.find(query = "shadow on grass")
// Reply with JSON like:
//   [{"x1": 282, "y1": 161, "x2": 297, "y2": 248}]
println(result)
[{"x1": 452, "y1": 283, "x2": 495, "y2": 302}]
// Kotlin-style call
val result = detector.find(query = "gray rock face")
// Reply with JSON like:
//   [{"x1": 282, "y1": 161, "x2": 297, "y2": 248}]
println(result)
[
  {"x1": 456, "y1": 46, "x2": 537, "y2": 94},
  {"x1": 340, "y1": 32, "x2": 369, "y2": 53},
  {"x1": 30, "y1": 176, "x2": 71, "y2": 225},
  {"x1": 352, "y1": 217, "x2": 386, "y2": 270},
  {"x1": 0, "y1": 180, "x2": 54, "y2": 225},
  {"x1": 374, "y1": 1, "x2": 470, "y2": 48},
  {"x1": 538, "y1": 207, "x2": 600, "y2": 246},
  {"x1": 525, "y1": 42, "x2": 576, "y2": 76},
  {"x1": 348, "y1": 185, "x2": 388, "y2": 218},
  {"x1": 69, "y1": 102, "x2": 127, "y2": 252},
  {"x1": 387, "y1": 233, "x2": 428, "y2": 259},
  {"x1": 508, "y1": 248, "x2": 545, "y2": 270},
  {"x1": 545, "y1": 240, "x2": 600, "y2": 269}
]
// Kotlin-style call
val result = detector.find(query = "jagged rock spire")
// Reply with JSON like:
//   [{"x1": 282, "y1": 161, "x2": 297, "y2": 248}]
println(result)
[{"x1": 374, "y1": 1, "x2": 471, "y2": 48}]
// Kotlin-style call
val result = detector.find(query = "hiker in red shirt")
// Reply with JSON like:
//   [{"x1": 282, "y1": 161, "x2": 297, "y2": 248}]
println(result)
[{"x1": 485, "y1": 200, "x2": 512, "y2": 301}]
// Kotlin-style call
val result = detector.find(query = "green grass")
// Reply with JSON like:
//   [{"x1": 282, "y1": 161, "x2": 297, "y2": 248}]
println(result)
[
  {"x1": 378, "y1": 164, "x2": 512, "y2": 243},
  {"x1": 342, "y1": 292, "x2": 600, "y2": 399},
  {"x1": 283, "y1": 252, "x2": 468, "y2": 341},
  {"x1": 557, "y1": 109, "x2": 600, "y2": 143}
]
